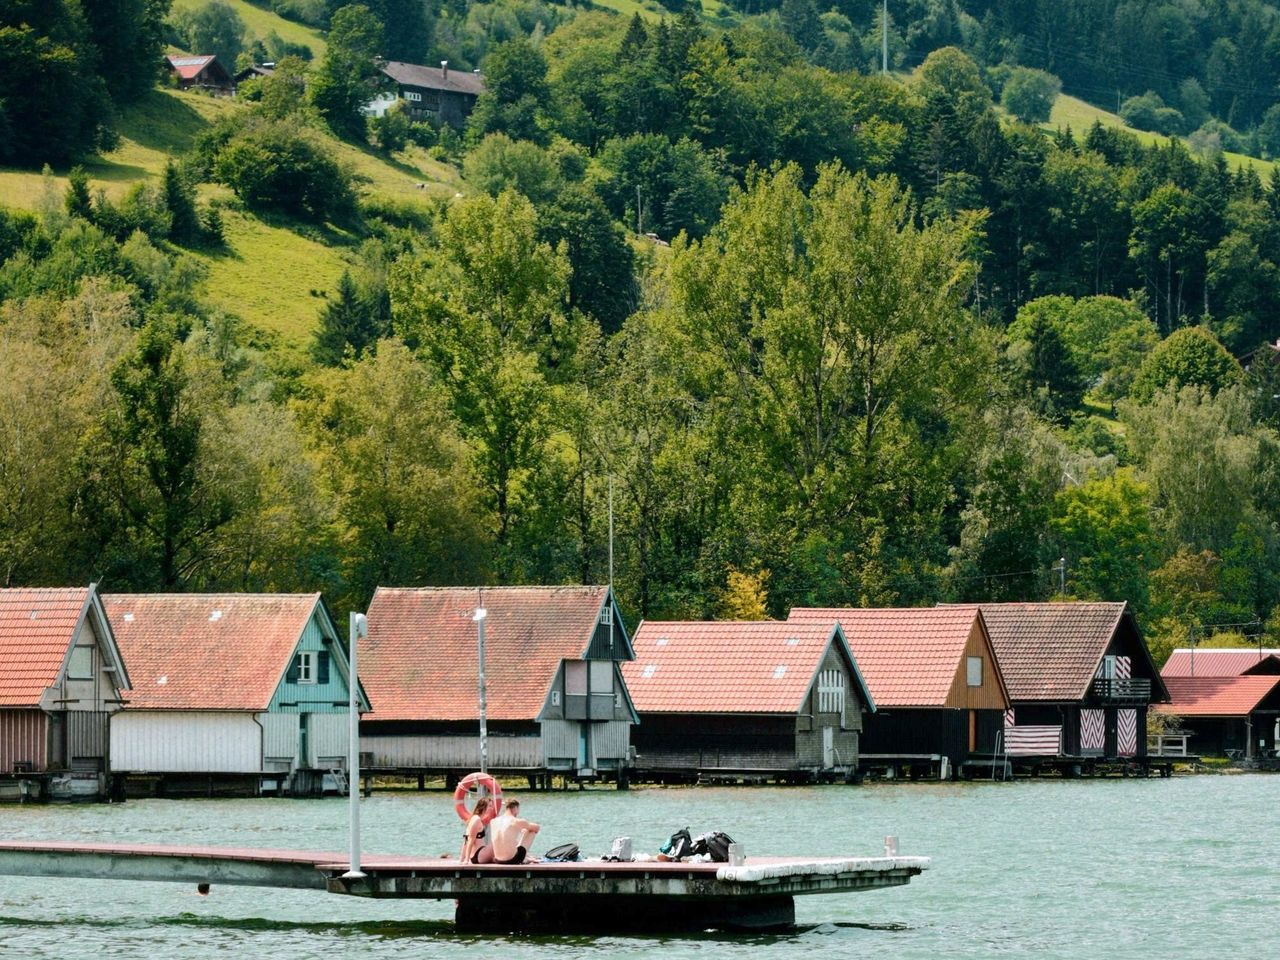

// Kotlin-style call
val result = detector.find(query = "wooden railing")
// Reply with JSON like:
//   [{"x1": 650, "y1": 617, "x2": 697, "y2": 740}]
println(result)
[
  {"x1": 1147, "y1": 734, "x2": 1189, "y2": 757},
  {"x1": 1090, "y1": 677, "x2": 1152, "y2": 703}
]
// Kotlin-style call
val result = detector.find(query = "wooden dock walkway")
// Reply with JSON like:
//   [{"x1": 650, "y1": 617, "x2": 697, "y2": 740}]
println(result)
[{"x1": 0, "y1": 840, "x2": 928, "y2": 932}]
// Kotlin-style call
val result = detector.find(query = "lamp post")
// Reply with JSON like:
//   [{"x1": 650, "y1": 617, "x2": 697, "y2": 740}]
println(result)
[
  {"x1": 474, "y1": 606, "x2": 488, "y2": 774},
  {"x1": 343, "y1": 612, "x2": 367, "y2": 879}
]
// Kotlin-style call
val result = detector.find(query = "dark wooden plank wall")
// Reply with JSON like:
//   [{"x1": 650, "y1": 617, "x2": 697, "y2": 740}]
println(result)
[{"x1": 0, "y1": 710, "x2": 48, "y2": 772}]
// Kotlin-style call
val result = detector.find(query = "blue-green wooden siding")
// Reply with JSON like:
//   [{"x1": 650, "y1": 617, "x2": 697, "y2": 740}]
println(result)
[{"x1": 268, "y1": 612, "x2": 352, "y2": 714}]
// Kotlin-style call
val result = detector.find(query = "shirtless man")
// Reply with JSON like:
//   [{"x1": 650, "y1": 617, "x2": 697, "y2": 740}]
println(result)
[{"x1": 489, "y1": 798, "x2": 539, "y2": 864}]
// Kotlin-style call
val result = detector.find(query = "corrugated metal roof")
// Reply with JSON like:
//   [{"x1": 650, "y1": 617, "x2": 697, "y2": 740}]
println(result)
[
  {"x1": 790, "y1": 606, "x2": 994, "y2": 708},
  {"x1": 105, "y1": 594, "x2": 321, "y2": 711},
  {"x1": 1158, "y1": 675, "x2": 1280, "y2": 717},
  {"x1": 381, "y1": 61, "x2": 485, "y2": 96},
  {"x1": 166, "y1": 54, "x2": 218, "y2": 80},
  {"x1": 1162, "y1": 649, "x2": 1280, "y2": 677},
  {"x1": 623, "y1": 620, "x2": 865, "y2": 715},
  {"x1": 968, "y1": 602, "x2": 1128, "y2": 702},
  {"x1": 361, "y1": 586, "x2": 613, "y2": 722},
  {"x1": 0, "y1": 588, "x2": 90, "y2": 707}
]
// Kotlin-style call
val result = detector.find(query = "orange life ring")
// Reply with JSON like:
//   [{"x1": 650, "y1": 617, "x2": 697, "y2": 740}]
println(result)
[{"x1": 453, "y1": 771, "x2": 502, "y2": 823}]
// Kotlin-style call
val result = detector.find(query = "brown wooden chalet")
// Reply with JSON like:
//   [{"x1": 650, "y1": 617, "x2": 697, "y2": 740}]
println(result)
[
  {"x1": 378, "y1": 60, "x2": 484, "y2": 128},
  {"x1": 0, "y1": 586, "x2": 130, "y2": 801},
  {"x1": 967, "y1": 602, "x2": 1170, "y2": 767},
  {"x1": 622, "y1": 620, "x2": 873, "y2": 783},
  {"x1": 166, "y1": 55, "x2": 234, "y2": 95},
  {"x1": 359, "y1": 586, "x2": 636, "y2": 786},
  {"x1": 789, "y1": 606, "x2": 1009, "y2": 779}
]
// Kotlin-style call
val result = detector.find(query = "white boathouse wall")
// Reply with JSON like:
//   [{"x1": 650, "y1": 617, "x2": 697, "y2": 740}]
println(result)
[{"x1": 110, "y1": 712, "x2": 262, "y2": 773}]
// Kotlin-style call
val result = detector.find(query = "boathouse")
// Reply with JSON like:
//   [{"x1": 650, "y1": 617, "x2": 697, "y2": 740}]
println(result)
[
  {"x1": 359, "y1": 586, "x2": 637, "y2": 785},
  {"x1": 969, "y1": 602, "x2": 1170, "y2": 767},
  {"x1": 623, "y1": 620, "x2": 873, "y2": 782},
  {"x1": 788, "y1": 606, "x2": 1010, "y2": 779},
  {"x1": 0, "y1": 586, "x2": 130, "y2": 801},
  {"x1": 1157, "y1": 675, "x2": 1280, "y2": 758},
  {"x1": 104, "y1": 593, "x2": 366, "y2": 797}
]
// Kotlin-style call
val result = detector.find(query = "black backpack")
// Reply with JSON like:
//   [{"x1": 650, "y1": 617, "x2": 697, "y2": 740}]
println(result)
[
  {"x1": 543, "y1": 842, "x2": 580, "y2": 862},
  {"x1": 659, "y1": 827, "x2": 694, "y2": 861},
  {"x1": 704, "y1": 831, "x2": 735, "y2": 863}
]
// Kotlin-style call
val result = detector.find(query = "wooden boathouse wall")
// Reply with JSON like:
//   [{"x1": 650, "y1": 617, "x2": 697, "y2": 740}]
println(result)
[{"x1": 0, "y1": 710, "x2": 48, "y2": 773}]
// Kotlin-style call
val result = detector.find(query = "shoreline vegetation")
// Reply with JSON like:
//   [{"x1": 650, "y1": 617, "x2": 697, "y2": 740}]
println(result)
[{"x1": 5, "y1": 1, "x2": 1280, "y2": 681}]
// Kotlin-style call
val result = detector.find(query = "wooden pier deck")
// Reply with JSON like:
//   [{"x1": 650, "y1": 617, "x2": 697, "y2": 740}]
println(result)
[{"x1": 0, "y1": 840, "x2": 928, "y2": 932}]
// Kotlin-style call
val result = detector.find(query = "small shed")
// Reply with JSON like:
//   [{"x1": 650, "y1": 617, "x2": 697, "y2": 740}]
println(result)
[
  {"x1": 789, "y1": 606, "x2": 1009, "y2": 778},
  {"x1": 0, "y1": 585, "x2": 130, "y2": 800},
  {"x1": 166, "y1": 55, "x2": 235, "y2": 94},
  {"x1": 1161, "y1": 648, "x2": 1280, "y2": 677},
  {"x1": 1158, "y1": 675, "x2": 1280, "y2": 758},
  {"x1": 623, "y1": 620, "x2": 873, "y2": 782},
  {"x1": 105, "y1": 593, "x2": 365, "y2": 796},
  {"x1": 970, "y1": 602, "x2": 1170, "y2": 762},
  {"x1": 377, "y1": 60, "x2": 484, "y2": 128},
  {"x1": 360, "y1": 586, "x2": 636, "y2": 785}
]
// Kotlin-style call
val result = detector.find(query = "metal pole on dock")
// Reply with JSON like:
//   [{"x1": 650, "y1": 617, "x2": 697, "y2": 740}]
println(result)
[
  {"x1": 474, "y1": 604, "x2": 488, "y2": 774},
  {"x1": 344, "y1": 612, "x2": 368, "y2": 879}
]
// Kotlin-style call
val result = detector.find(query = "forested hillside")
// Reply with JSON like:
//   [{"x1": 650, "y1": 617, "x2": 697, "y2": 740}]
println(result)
[{"x1": 5, "y1": 0, "x2": 1280, "y2": 661}]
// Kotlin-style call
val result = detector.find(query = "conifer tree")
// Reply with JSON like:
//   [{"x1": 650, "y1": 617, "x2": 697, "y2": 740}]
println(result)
[{"x1": 312, "y1": 271, "x2": 378, "y2": 366}]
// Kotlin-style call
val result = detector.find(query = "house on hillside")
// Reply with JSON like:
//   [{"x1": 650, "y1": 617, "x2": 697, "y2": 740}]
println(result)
[
  {"x1": 1162, "y1": 648, "x2": 1280, "y2": 677},
  {"x1": 373, "y1": 60, "x2": 484, "y2": 128},
  {"x1": 104, "y1": 593, "x2": 366, "y2": 797},
  {"x1": 0, "y1": 586, "x2": 130, "y2": 802},
  {"x1": 1158, "y1": 674, "x2": 1280, "y2": 758},
  {"x1": 968, "y1": 602, "x2": 1170, "y2": 768},
  {"x1": 360, "y1": 586, "x2": 636, "y2": 786},
  {"x1": 788, "y1": 606, "x2": 1009, "y2": 779},
  {"x1": 622, "y1": 620, "x2": 873, "y2": 783},
  {"x1": 234, "y1": 62, "x2": 276, "y2": 85},
  {"x1": 166, "y1": 55, "x2": 235, "y2": 95}
]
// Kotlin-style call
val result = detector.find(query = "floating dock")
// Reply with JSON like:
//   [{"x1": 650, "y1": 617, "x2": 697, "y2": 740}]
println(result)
[{"x1": 0, "y1": 840, "x2": 928, "y2": 932}]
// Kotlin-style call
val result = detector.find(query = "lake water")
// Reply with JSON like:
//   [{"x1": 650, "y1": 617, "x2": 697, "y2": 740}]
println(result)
[{"x1": 0, "y1": 776, "x2": 1274, "y2": 959}]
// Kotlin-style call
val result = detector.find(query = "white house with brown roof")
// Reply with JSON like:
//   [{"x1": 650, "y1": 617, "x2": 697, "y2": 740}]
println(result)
[
  {"x1": 622, "y1": 620, "x2": 873, "y2": 782},
  {"x1": 968, "y1": 602, "x2": 1170, "y2": 763},
  {"x1": 360, "y1": 586, "x2": 636, "y2": 785},
  {"x1": 0, "y1": 586, "x2": 129, "y2": 800},
  {"x1": 104, "y1": 593, "x2": 366, "y2": 797},
  {"x1": 789, "y1": 606, "x2": 1009, "y2": 778}
]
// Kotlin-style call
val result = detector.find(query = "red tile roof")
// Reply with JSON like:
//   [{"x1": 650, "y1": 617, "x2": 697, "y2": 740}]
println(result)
[
  {"x1": 623, "y1": 620, "x2": 869, "y2": 714},
  {"x1": 0, "y1": 588, "x2": 91, "y2": 707},
  {"x1": 966, "y1": 602, "x2": 1133, "y2": 702},
  {"x1": 166, "y1": 55, "x2": 220, "y2": 80},
  {"x1": 789, "y1": 606, "x2": 1000, "y2": 708},
  {"x1": 1162, "y1": 649, "x2": 1280, "y2": 677},
  {"x1": 104, "y1": 594, "x2": 323, "y2": 710},
  {"x1": 361, "y1": 586, "x2": 615, "y2": 722},
  {"x1": 1158, "y1": 675, "x2": 1280, "y2": 717}
]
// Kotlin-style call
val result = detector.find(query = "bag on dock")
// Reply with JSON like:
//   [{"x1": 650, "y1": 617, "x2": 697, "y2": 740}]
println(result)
[
  {"x1": 660, "y1": 828, "x2": 694, "y2": 861},
  {"x1": 608, "y1": 836, "x2": 633, "y2": 861},
  {"x1": 543, "y1": 843, "x2": 580, "y2": 862},
  {"x1": 703, "y1": 832, "x2": 735, "y2": 863}
]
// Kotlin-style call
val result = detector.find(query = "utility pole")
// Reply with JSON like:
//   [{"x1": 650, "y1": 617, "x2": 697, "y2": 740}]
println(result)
[
  {"x1": 343, "y1": 612, "x2": 368, "y2": 880},
  {"x1": 608, "y1": 476, "x2": 615, "y2": 653},
  {"x1": 882, "y1": 0, "x2": 889, "y2": 75},
  {"x1": 474, "y1": 596, "x2": 488, "y2": 774}
]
